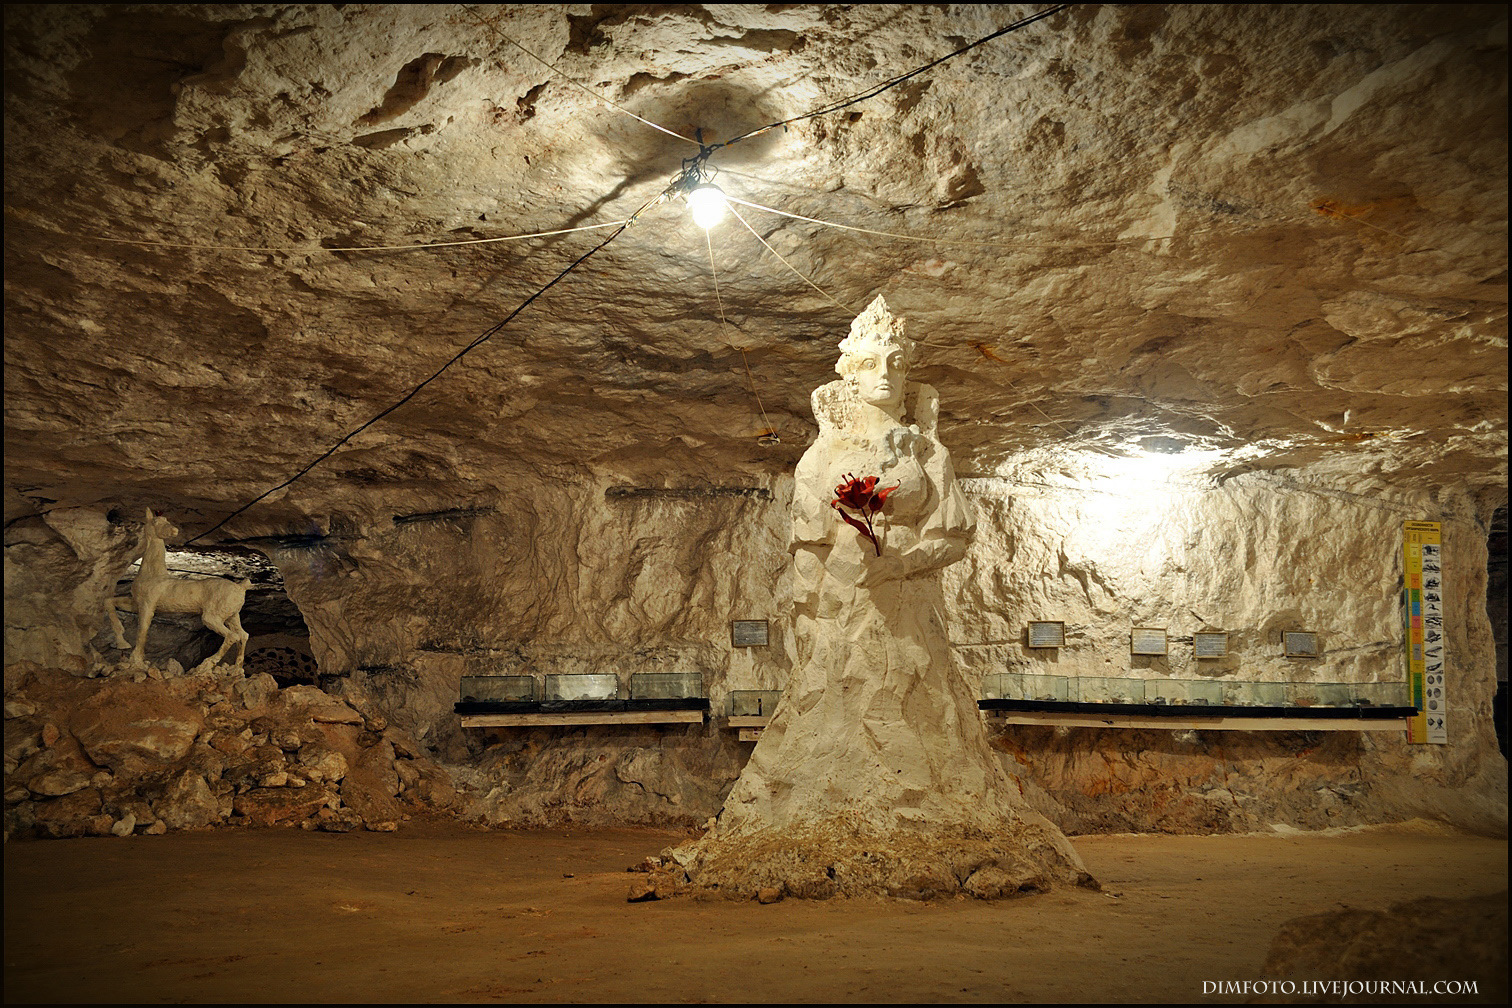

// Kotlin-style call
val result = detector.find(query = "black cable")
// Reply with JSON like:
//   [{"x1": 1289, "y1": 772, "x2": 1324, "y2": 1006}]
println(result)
[
  {"x1": 716, "y1": 4, "x2": 1073, "y2": 151},
  {"x1": 182, "y1": 6, "x2": 1073, "y2": 543},
  {"x1": 184, "y1": 219, "x2": 635, "y2": 545},
  {"x1": 661, "y1": 4, "x2": 1072, "y2": 194}
]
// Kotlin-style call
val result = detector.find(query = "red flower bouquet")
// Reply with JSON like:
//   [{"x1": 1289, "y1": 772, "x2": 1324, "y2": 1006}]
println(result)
[{"x1": 830, "y1": 473, "x2": 898, "y2": 556}]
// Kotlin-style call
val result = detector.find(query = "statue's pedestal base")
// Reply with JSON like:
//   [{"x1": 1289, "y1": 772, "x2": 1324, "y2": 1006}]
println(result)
[{"x1": 672, "y1": 814, "x2": 1096, "y2": 900}]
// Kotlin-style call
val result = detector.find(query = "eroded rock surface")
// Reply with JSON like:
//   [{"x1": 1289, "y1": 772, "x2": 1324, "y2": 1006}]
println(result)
[
  {"x1": 0, "y1": 5, "x2": 1506, "y2": 847},
  {"x1": 1255, "y1": 891, "x2": 1508, "y2": 1003},
  {"x1": 4, "y1": 462, "x2": 1504, "y2": 845},
  {"x1": 3, "y1": 659, "x2": 458, "y2": 840},
  {"x1": 2, "y1": 6, "x2": 1504, "y2": 522}
]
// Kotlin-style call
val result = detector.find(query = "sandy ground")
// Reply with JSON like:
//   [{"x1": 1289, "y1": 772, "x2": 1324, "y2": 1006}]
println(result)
[{"x1": 3, "y1": 820, "x2": 1505, "y2": 1005}]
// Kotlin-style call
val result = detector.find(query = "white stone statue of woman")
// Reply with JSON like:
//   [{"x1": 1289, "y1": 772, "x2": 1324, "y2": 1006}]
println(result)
[{"x1": 677, "y1": 296, "x2": 1092, "y2": 899}]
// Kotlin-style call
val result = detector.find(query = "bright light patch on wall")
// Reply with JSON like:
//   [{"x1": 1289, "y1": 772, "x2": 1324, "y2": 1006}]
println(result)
[
  {"x1": 1082, "y1": 438, "x2": 1233, "y2": 487},
  {"x1": 687, "y1": 184, "x2": 728, "y2": 229}
]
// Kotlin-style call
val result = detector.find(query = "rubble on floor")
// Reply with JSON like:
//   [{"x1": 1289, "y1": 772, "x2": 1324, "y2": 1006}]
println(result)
[{"x1": 4, "y1": 659, "x2": 459, "y2": 841}]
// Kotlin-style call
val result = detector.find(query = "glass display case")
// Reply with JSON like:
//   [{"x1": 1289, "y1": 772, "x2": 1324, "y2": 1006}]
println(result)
[
  {"x1": 978, "y1": 672, "x2": 1068, "y2": 701},
  {"x1": 1351, "y1": 681, "x2": 1411, "y2": 707},
  {"x1": 629, "y1": 671, "x2": 704, "y2": 700},
  {"x1": 1071, "y1": 677, "x2": 1146, "y2": 705},
  {"x1": 458, "y1": 675, "x2": 536, "y2": 703},
  {"x1": 1312, "y1": 682, "x2": 1356, "y2": 708},
  {"x1": 980, "y1": 672, "x2": 1022, "y2": 701},
  {"x1": 1287, "y1": 682, "x2": 1323, "y2": 708},
  {"x1": 978, "y1": 671, "x2": 1412, "y2": 717},
  {"x1": 543, "y1": 673, "x2": 619, "y2": 701},
  {"x1": 1144, "y1": 678, "x2": 1188, "y2": 705},
  {"x1": 1184, "y1": 680, "x2": 1224, "y2": 707},
  {"x1": 728, "y1": 690, "x2": 783, "y2": 718},
  {"x1": 1022, "y1": 674, "x2": 1069, "y2": 702},
  {"x1": 1222, "y1": 681, "x2": 1288, "y2": 707}
]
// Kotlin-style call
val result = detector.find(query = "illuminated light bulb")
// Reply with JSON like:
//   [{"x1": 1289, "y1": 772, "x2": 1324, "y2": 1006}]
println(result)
[{"x1": 687, "y1": 183, "x2": 728, "y2": 229}]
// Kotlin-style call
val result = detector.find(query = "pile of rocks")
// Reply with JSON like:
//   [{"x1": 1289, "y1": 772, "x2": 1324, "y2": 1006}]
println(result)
[{"x1": 4, "y1": 659, "x2": 458, "y2": 840}]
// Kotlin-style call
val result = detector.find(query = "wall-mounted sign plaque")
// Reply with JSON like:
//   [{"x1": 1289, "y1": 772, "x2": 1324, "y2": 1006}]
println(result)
[
  {"x1": 1131, "y1": 628, "x2": 1168, "y2": 656},
  {"x1": 1403, "y1": 520, "x2": 1447, "y2": 745},
  {"x1": 1283, "y1": 631, "x2": 1319, "y2": 658},
  {"x1": 731, "y1": 620, "x2": 770, "y2": 648},
  {"x1": 1027, "y1": 621, "x2": 1065, "y2": 648},
  {"x1": 1193, "y1": 632, "x2": 1230, "y2": 658}
]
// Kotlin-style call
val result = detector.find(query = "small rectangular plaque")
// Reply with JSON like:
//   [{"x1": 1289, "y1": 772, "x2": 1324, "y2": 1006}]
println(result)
[
  {"x1": 1194, "y1": 632, "x2": 1229, "y2": 659},
  {"x1": 1131, "y1": 628, "x2": 1168, "y2": 656},
  {"x1": 731, "y1": 620, "x2": 770, "y2": 648},
  {"x1": 1027, "y1": 621, "x2": 1065, "y2": 648},
  {"x1": 1283, "y1": 631, "x2": 1319, "y2": 658}
]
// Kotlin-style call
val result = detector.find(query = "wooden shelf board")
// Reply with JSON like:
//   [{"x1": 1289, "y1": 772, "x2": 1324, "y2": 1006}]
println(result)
[
  {"x1": 983, "y1": 711, "x2": 1410, "y2": 732},
  {"x1": 461, "y1": 711, "x2": 705, "y2": 728}
]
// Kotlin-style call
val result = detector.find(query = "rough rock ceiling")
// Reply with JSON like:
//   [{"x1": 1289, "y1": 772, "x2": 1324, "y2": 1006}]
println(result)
[{"x1": 4, "y1": 4, "x2": 1507, "y2": 534}]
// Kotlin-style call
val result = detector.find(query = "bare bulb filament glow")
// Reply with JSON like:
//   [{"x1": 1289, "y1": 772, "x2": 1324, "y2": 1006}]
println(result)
[{"x1": 687, "y1": 184, "x2": 728, "y2": 229}]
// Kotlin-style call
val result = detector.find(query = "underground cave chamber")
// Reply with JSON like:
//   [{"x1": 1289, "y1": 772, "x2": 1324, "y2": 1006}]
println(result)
[{"x1": 1, "y1": 2, "x2": 1505, "y2": 983}]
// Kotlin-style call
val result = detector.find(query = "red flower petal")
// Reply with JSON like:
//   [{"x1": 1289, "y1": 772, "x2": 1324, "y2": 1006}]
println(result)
[
  {"x1": 834, "y1": 473, "x2": 871, "y2": 509},
  {"x1": 869, "y1": 483, "x2": 900, "y2": 511}
]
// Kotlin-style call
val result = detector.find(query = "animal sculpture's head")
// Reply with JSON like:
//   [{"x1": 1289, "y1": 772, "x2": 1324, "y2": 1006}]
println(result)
[{"x1": 144, "y1": 507, "x2": 180, "y2": 541}]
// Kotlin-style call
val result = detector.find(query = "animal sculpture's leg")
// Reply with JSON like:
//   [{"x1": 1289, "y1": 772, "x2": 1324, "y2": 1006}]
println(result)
[
  {"x1": 201, "y1": 613, "x2": 234, "y2": 665},
  {"x1": 131, "y1": 600, "x2": 155, "y2": 665},
  {"x1": 227, "y1": 612, "x2": 249, "y2": 667},
  {"x1": 107, "y1": 597, "x2": 134, "y2": 649}
]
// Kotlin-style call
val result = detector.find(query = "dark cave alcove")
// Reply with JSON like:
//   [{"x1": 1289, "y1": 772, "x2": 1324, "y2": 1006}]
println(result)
[{"x1": 95, "y1": 544, "x2": 327, "y2": 687}]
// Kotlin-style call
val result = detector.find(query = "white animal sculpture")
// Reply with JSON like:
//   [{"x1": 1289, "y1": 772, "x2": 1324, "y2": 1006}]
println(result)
[{"x1": 106, "y1": 508, "x2": 251, "y2": 668}]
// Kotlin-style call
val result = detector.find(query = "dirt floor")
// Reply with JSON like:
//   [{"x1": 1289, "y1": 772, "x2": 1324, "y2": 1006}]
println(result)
[{"x1": 3, "y1": 820, "x2": 1506, "y2": 1005}]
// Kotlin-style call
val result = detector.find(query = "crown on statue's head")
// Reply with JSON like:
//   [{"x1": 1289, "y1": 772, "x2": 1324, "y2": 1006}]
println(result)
[{"x1": 836, "y1": 294, "x2": 914, "y2": 376}]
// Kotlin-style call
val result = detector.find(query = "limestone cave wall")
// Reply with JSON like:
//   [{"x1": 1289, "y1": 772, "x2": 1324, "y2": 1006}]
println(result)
[
  {"x1": 250, "y1": 477, "x2": 795, "y2": 828},
  {"x1": 4, "y1": 460, "x2": 1505, "y2": 839},
  {"x1": 2, "y1": 4, "x2": 1506, "y2": 844},
  {"x1": 952, "y1": 463, "x2": 1505, "y2": 835}
]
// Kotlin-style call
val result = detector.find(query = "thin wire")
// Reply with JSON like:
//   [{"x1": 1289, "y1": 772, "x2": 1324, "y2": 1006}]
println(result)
[
  {"x1": 727, "y1": 203, "x2": 856, "y2": 314},
  {"x1": 1316, "y1": 207, "x2": 1419, "y2": 246},
  {"x1": 727, "y1": 203, "x2": 970, "y2": 349},
  {"x1": 723, "y1": 170, "x2": 1447, "y2": 259},
  {"x1": 100, "y1": 3, "x2": 1080, "y2": 530},
  {"x1": 725, "y1": 195, "x2": 1243, "y2": 250},
  {"x1": 728, "y1": 196, "x2": 1064, "y2": 444},
  {"x1": 992, "y1": 321, "x2": 1080, "y2": 439},
  {"x1": 8, "y1": 213, "x2": 629, "y2": 254},
  {"x1": 715, "y1": 5, "x2": 1072, "y2": 149},
  {"x1": 185, "y1": 201, "x2": 652, "y2": 545},
  {"x1": 462, "y1": 5, "x2": 701, "y2": 148},
  {"x1": 706, "y1": 227, "x2": 775, "y2": 440},
  {"x1": 726, "y1": 195, "x2": 1023, "y2": 248},
  {"x1": 728, "y1": 201, "x2": 1079, "y2": 441}
]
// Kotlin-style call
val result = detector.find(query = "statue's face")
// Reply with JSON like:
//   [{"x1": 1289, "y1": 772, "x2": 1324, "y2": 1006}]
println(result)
[{"x1": 852, "y1": 343, "x2": 907, "y2": 409}]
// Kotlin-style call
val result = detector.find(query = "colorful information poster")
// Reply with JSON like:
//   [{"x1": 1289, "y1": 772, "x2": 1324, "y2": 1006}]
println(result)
[{"x1": 1404, "y1": 521, "x2": 1447, "y2": 744}]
